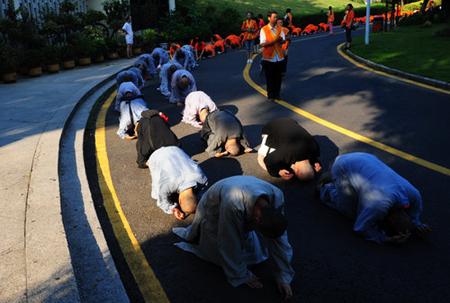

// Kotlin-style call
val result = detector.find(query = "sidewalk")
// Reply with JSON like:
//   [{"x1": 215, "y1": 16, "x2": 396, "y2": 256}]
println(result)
[{"x1": 0, "y1": 59, "x2": 131, "y2": 302}]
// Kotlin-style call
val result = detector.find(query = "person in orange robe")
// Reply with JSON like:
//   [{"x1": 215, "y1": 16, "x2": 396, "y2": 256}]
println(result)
[
  {"x1": 169, "y1": 43, "x2": 181, "y2": 59},
  {"x1": 291, "y1": 27, "x2": 302, "y2": 36},
  {"x1": 210, "y1": 34, "x2": 223, "y2": 43},
  {"x1": 204, "y1": 44, "x2": 215, "y2": 57},
  {"x1": 213, "y1": 40, "x2": 226, "y2": 54},
  {"x1": 192, "y1": 37, "x2": 206, "y2": 60},
  {"x1": 225, "y1": 35, "x2": 241, "y2": 49}
]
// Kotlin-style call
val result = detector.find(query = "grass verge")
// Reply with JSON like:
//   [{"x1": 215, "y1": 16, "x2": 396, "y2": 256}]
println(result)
[
  {"x1": 351, "y1": 24, "x2": 450, "y2": 83},
  {"x1": 197, "y1": 0, "x2": 366, "y2": 18}
]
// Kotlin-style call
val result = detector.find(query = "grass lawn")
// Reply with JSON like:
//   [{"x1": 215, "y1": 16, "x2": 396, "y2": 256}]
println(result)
[
  {"x1": 197, "y1": 0, "x2": 366, "y2": 17},
  {"x1": 351, "y1": 24, "x2": 450, "y2": 83}
]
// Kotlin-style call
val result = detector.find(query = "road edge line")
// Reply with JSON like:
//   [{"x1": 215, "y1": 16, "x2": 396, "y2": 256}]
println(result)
[
  {"x1": 95, "y1": 92, "x2": 170, "y2": 303},
  {"x1": 244, "y1": 51, "x2": 450, "y2": 176}
]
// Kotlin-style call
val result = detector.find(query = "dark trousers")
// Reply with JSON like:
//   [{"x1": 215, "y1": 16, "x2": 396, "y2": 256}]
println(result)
[
  {"x1": 262, "y1": 60, "x2": 284, "y2": 99},
  {"x1": 282, "y1": 55, "x2": 288, "y2": 73},
  {"x1": 345, "y1": 28, "x2": 352, "y2": 43}
]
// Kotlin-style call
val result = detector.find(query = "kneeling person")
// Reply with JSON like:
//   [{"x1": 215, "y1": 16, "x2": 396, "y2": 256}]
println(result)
[
  {"x1": 136, "y1": 109, "x2": 181, "y2": 168},
  {"x1": 201, "y1": 109, "x2": 252, "y2": 158},
  {"x1": 317, "y1": 152, "x2": 431, "y2": 244},
  {"x1": 258, "y1": 118, "x2": 321, "y2": 181},
  {"x1": 148, "y1": 146, "x2": 207, "y2": 220},
  {"x1": 173, "y1": 175, "x2": 294, "y2": 300}
]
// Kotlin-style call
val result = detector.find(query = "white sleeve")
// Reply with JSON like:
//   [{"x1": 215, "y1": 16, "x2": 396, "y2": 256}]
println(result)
[{"x1": 260, "y1": 28, "x2": 266, "y2": 44}]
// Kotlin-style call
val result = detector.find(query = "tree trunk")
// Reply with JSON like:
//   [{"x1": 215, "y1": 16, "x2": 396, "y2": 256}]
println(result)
[{"x1": 420, "y1": 0, "x2": 430, "y2": 13}]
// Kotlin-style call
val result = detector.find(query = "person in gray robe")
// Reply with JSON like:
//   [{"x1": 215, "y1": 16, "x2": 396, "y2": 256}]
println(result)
[
  {"x1": 148, "y1": 146, "x2": 208, "y2": 220},
  {"x1": 173, "y1": 175, "x2": 294, "y2": 300},
  {"x1": 137, "y1": 53, "x2": 157, "y2": 76},
  {"x1": 173, "y1": 47, "x2": 196, "y2": 70},
  {"x1": 201, "y1": 109, "x2": 252, "y2": 158},
  {"x1": 158, "y1": 59, "x2": 182, "y2": 97},
  {"x1": 151, "y1": 47, "x2": 170, "y2": 69},
  {"x1": 169, "y1": 69, "x2": 197, "y2": 106}
]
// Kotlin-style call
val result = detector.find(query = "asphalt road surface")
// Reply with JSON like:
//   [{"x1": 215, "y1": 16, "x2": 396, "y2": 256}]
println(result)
[{"x1": 89, "y1": 28, "x2": 450, "y2": 303}]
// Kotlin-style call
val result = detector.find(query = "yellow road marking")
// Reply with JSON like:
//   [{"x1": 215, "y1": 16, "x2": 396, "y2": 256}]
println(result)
[
  {"x1": 244, "y1": 52, "x2": 450, "y2": 176},
  {"x1": 95, "y1": 92, "x2": 170, "y2": 303},
  {"x1": 337, "y1": 43, "x2": 450, "y2": 95}
]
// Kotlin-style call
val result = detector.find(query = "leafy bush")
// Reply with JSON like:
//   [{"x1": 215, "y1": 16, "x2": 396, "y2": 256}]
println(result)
[
  {"x1": 43, "y1": 44, "x2": 61, "y2": 64},
  {"x1": 0, "y1": 43, "x2": 19, "y2": 73},
  {"x1": 142, "y1": 29, "x2": 158, "y2": 49},
  {"x1": 23, "y1": 49, "x2": 45, "y2": 68}
]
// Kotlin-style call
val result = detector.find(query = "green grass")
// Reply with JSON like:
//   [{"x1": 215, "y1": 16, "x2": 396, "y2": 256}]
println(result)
[
  {"x1": 197, "y1": 0, "x2": 366, "y2": 17},
  {"x1": 351, "y1": 24, "x2": 450, "y2": 83}
]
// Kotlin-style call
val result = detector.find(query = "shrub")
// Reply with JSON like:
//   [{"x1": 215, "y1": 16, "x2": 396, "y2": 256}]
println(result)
[
  {"x1": 43, "y1": 44, "x2": 61, "y2": 64},
  {"x1": 23, "y1": 49, "x2": 45, "y2": 68},
  {"x1": 0, "y1": 43, "x2": 19, "y2": 73}
]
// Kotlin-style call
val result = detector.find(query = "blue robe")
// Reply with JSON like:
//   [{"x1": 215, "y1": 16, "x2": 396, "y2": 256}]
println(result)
[{"x1": 320, "y1": 152, "x2": 425, "y2": 244}]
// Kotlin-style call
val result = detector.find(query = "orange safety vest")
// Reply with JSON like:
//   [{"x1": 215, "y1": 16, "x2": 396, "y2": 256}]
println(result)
[
  {"x1": 281, "y1": 27, "x2": 289, "y2": 51},
  {"x1": 328, "y1": 10, "x2": 334, "y2": 22},
  {"x1": 242, "y1": 19, "x2": 257, "y2": 40},
  {"x1": 262, "y1": 25, "x2": 284, "y2": 60}
]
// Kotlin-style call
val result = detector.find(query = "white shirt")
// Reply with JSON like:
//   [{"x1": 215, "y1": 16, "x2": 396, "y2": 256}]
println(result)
[{"x1": 259, "y1": 24, "x2": 286, "y2": 62}]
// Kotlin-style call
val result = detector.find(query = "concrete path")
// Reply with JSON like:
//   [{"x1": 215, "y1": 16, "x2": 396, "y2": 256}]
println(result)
[{"x1": 0, "y1": 59, "x2": 131, "y2": 302}]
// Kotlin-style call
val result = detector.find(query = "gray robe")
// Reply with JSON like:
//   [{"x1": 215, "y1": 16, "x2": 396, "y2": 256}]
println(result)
[
  {"x1": 201, "y1": 109, "x2": 251, "y2": 157},
  {"x1": 173, "y1": 176, "x2": 295, "y2": 287}
]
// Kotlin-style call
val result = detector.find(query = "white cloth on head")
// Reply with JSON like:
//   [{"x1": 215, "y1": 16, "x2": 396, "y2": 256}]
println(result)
[
  {"x1": 148, "y1": 146, "x2": 207, "y2": 214},
  {"x1": 182, "y1": 91, "x2": 218, "y2": 128},
  {"x1": 173, "y1": 175, "x2": 295, "y2": 287}
]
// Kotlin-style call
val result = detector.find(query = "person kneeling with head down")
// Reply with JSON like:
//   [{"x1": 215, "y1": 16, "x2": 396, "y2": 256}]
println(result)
[
  {"x1": 201, "y1": 109, "x2": 253, "y2": 158},
  {"x1": 173, "y1": 175, "x2": 294, "y2": 300},
  {"x1": 148, "y1": 146, "x2": 207, "y2": 220},
  {"x1": 317, "y1": 152, "x2": 431, "y2": 244},
  {"x1": 258, "y1": 118, "x2": 321, "y2": 181}
]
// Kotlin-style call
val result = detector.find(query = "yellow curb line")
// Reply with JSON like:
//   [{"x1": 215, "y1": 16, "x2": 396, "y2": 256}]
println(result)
[
  {"x1": 337, "y1": 43, "x2": 450, "y2": 95},
  {"x1": 95, "y1": 91, "x2": 170, "y2": 303},
  {"x1": 244, "y1": 52, "x2": 450, "y2": 176}
]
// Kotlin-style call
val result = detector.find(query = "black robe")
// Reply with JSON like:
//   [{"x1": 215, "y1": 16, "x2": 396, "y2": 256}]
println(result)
[
  {"x1": 262, "y1": 118, "x2": 320, "y2": 177},
  {"x1": 136, "y1": 110, "x2": 181, "y2": 168}
]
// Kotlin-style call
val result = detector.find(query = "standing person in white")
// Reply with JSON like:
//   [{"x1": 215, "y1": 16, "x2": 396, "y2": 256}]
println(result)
[{"x1": 122, "y1": 16, "x2": 133, "y2": 59}]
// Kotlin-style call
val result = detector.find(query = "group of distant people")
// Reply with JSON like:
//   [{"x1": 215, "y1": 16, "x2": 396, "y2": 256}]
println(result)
[{"x1": 112, "y1": 9, "x2": 431, "y2": 300}]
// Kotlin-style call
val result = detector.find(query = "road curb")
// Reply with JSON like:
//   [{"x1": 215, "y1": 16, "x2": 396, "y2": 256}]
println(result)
[
  {"x1": 342, "y1": 46, "x2": 450, "y2": 92},
  {"x1": 58, "y1": 65, "x2": 131, "y2": 301}
]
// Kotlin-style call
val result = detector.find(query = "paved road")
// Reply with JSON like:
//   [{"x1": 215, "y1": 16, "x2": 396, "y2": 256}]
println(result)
[{"x1": 93, "y1": 29, "x2": 450, "y2": 303}]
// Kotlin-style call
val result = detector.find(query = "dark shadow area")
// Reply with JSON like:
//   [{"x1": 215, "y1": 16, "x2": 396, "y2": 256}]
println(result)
[
  {"x1": 199, "y1": 157, "x2": 243, "y2": 186},
  {"x1": 313, "y1": 135, "x2": 340, "y2": 172}
]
